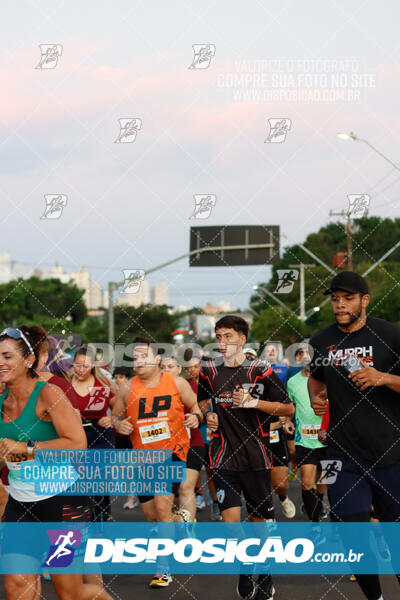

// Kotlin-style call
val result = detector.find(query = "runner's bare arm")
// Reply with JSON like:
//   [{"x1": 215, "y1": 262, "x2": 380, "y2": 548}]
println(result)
[
  {"x1": 308, "y1": 375, "x2": 328, "y2": 416},
  {"x1": 16, "y1": 384, "x2": 87, "y2": 454},
  {"x1": 111, "y1": 381, "x2": 129, "y2": 419},
  {"x1": 175, "y1": 376, "x2": 203, "y2": 422},
  {"x1": 111, "y1": 380, "x2": 133, "y2": 434},
  {"x1": 198, "y1": 398, "x2": 211, "y2": 416},
  {"x1": 255, "y1": 399, "x2": 295, "y2": 417}
]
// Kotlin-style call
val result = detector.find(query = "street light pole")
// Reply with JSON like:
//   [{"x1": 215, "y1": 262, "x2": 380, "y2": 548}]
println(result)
[
  {"x1": 329, "y1": 209, "x2": 353, "y2": 270},
  {"x1": 107, "y1": 242, "x2": 276, "y2": 352},
  {"x1": 337, "y1": 132, "x2": 400, "y2": 172},
  {"x1": 288, "y1": 263, "x2": 315, "y2": 321}
]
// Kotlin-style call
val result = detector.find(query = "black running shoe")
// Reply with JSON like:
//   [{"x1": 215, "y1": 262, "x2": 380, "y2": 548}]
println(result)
[
  {"x1": 254, "y1": 574, "x2": 275, "y2": 600},
  {"x1": 237, "y1": 574, "x2": 256, "y2": 600}
]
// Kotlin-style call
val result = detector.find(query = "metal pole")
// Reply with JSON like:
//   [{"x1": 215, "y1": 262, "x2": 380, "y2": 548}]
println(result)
[
  {"x1": 108, "y1": 281, "x2": 115, "y2": 353},
  {"x1": 356, "y1": 136, "x2": 400, "y2": 172},
  {"x1": 289, "y1": 263, "x2": 315, "y2": 321},
  {"x1": 346, "y1": 213, "x2": 353, "y2": 270}
]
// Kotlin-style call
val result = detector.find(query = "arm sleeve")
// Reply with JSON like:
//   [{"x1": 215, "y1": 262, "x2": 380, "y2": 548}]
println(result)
[
  {"x1": 321, "y1": 402, "x2": 330, "y2": 431},
  {"x1": 197, "y1": 368, "x2": 213, "y2": 403},
  {"x1": 261, "y1": 368, "x2": 291, "y2": 404}
]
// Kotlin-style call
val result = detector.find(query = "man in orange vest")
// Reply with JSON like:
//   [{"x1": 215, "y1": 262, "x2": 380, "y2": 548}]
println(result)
[{"x1": 113, "y1": 337, "x2": 202, "y2": 587}]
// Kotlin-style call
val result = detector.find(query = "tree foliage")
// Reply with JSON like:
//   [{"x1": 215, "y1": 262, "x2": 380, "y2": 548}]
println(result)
[
  {"x1": 251, "y1": 217, "x2": 400, "y2": 335},
  {"x1": 251, "y1": 307, "x2": 307, "y2": 346},
  {"x1": 0, "y1": 277, "x2": 86, "y2": 329}
]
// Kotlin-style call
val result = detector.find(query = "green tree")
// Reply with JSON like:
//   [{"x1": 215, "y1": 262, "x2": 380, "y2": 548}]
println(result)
[
  {"x1": 251, "y1": 216, "x2": 400, "y2": 329},
  {"x1": 113, "y1": 304, "x2": 179, "y2": 344},
  {"x1": 251, "y1": 307, "x2": 307, "y2": 346},
  {"x1": 0, "y1": 277, "x2": 86, "y2": 328}
]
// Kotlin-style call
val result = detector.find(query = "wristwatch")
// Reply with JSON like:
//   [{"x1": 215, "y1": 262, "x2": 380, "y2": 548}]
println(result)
[{"x1": 26, "y1": 440, "x2": 36, "y2": 457}]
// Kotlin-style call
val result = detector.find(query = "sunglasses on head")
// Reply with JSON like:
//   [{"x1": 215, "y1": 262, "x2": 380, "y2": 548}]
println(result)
[{"x1": 0, "y1": 328, "x2": 35, "y2": 356}]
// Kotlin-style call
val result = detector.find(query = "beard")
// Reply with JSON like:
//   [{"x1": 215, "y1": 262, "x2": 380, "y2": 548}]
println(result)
[{"x1": 334, "y1": 300, "x2": 363, "y2": 327}]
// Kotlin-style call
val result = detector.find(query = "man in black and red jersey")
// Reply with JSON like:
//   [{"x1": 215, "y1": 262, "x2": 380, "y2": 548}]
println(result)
[{"x1": 198, "y1": 315, "x2": 294, "y2": 600}]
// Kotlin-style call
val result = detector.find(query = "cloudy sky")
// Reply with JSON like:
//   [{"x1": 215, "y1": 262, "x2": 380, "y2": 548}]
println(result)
[{"x1": 1, "y1": 0, "x2": 400, "y2": 310}]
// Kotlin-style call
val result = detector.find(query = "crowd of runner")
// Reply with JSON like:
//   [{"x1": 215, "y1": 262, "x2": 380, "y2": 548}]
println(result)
[{"x1": 0, "y1": 270, "x2": 399, "y2": 600}]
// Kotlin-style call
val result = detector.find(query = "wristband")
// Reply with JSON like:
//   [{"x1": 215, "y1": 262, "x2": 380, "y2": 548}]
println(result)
[
  {"x1": 27, "y1": 440, "x2": 36, "y2": 457},
  {"x1": 194, "y1": 413, "x2": 202, "y2": 424}
]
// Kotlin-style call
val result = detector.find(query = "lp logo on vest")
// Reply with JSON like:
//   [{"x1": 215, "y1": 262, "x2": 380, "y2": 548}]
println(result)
[{"x1": 84, "y1": 537, "x2": 314, "y2": 564}]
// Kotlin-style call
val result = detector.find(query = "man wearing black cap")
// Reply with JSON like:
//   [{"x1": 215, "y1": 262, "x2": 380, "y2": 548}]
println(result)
[{"x1": 308, "y1": 271, "x2": 400, "y2": 600}]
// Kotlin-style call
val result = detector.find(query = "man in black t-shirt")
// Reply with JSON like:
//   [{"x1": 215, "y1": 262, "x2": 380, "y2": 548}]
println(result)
[
  {"x1": 309, "y1": 271, "x2": 400, "y2": 600},
  {"x1": 198, "y1": 315, "x2": 294, "y2": 600}
]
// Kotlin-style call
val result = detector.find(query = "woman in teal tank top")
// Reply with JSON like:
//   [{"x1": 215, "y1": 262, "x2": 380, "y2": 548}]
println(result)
[{"x1": 0, "y1": 326, "x2": 113, "y2": 600}]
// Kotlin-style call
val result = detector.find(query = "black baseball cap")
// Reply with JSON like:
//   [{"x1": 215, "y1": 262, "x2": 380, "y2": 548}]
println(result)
[{"x1": 324, "y1": 271, "x2": 369, "y2": 295}]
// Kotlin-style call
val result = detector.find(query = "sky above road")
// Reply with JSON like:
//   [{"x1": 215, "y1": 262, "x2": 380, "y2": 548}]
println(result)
[{"x1": 1, "y1": 0, "x2": 400, "y2": 309}]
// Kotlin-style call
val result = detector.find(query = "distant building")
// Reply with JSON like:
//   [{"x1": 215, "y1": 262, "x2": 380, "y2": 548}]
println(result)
[
  {"x1": 150, "y1": 283, "x2": 168, "y2": 306},
  {"x1": 0, "y1": 252, "x2": 37, "y2": 283},
  {"x1": 202, "y1": 300, "x2": 234, "y2": 315},
  {"x1": 42, "y1": 264, "x2": 105, "y2": 310},
  {"x1": 117, "y1": 280, "x2": 149, "y2": 308}
]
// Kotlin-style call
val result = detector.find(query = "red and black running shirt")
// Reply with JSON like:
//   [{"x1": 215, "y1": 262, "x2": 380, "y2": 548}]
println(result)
[{"x1": 197, "y1": 358, "x2": 290, "y2": 471}]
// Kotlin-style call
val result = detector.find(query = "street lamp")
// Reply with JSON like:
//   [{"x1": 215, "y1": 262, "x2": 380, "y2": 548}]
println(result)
[{"x1": 337, "y1": 132, "x2": 400, "y2": 171}]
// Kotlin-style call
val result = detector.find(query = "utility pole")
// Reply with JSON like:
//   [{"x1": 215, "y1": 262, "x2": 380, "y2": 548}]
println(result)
[
  {"x1": 288, "y1": 263, "x2": 315, "y2": 321},
  {"x1": 329, "y1": 209, "x2": 353, "y2": 270}
]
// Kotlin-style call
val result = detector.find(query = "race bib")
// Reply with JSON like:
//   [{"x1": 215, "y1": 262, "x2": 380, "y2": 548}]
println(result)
[
  {"x1": 301, "y1": 424, "x2": 320, "y2": 440},
  {"x1": 139, "y1": 421, "x2": 171, "y2": 444},
  {"x1": 6, "y1": 454, "x2": 33, "y2": 468},
  {"x1": 270, "y1": 429, "x2": 280, "y2": 444}
]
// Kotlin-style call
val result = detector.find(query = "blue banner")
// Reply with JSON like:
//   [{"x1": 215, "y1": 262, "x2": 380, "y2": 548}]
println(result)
[
  {"x1": 19, "y1": 449, "x2": 185, "y2": 496},
  {"x1": 0, "y1": 522, "x2": 399, "y2": 574}
]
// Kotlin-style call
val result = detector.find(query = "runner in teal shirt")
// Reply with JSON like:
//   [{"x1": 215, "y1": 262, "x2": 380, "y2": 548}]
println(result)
[{"x1": 287, "y1": 361, "x2": 327, "y2": 522}]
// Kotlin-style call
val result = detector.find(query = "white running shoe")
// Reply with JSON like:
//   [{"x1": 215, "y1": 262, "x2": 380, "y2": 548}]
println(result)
[
  {"x1": 176, "y1": 508, "x2": 192, "y2": 522},
  {"x1": 196, "y1": 494, "x2": 206, "y2": 510},
  {"x1": 280, "y1": 496, "x2": 296, "y2": 519},
  {"x1": 149, "y1": 571, "x2": 172, "y2": 587}
]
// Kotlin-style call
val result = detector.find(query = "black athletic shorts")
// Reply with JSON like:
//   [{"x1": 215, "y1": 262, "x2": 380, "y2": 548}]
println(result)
[
  {"x1": 3, "y1": 494, "x2": 91, "y2": 523},
  {"x1": 212, "y1": 469, "x2": 275, "y2": 519},
  {"x1": 269, "y1": 428, "x2": 289, "y2": 467},
  {"x1": 114, "y1": 434, "x2": 132, "y2": 450},
  {"x1": 2, "y1": 494, "x2": 91, "y2": 559},
  {"x1": 295, "y1": 444, "x2": 327, "y2": 467},
  {"x1": 328, "y1": 457, "x2": 400, "y2": 522},
  {"x1": 186, "y1": 446, "x2": 206, "y2": 471},
  {"x1": 138, "y1": 453, "x2": 185, "y2": 504}
]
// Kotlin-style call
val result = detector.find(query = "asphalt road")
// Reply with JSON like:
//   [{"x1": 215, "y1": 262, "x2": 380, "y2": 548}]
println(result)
[{"x1": 1, "y1": 477, "x2": 399, "y2": 599}]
